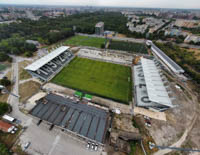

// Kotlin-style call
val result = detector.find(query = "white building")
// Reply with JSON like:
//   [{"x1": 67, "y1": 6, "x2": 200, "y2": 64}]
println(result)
[{"x1": 134, "y1": 58, "x2": 174, "y2": 112}]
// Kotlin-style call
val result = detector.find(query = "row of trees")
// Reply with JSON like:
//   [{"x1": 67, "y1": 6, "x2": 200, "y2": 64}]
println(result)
[
  {"x1": 0, "y1": 12, "x2": 128, "y2": 44},
  {"x1": 108, "y1": 40, "x2": 148, "y2": 54},
  {"x1": 0, "y1": 35, "x2": 37, "y2": 61},
  {"x1": 155, "y1": 42, "x2": 200, "y2": 84},
  {"x1": 182, "y1": 26, "x2": 200, "y2": 35},
  {"x1": 0, "y1": 12, "x2": 129, "y2": 60}
]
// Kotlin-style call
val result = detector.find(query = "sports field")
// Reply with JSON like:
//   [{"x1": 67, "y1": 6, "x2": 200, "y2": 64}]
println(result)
[
  {"x1": 64, "y1": 35, "x2": 105, "y2": 48},
  {"x1": 108, "y1": 40, "x2": 148, "y2": 54},
  {"x1": 52, "y1": 57, "x2": 132, "y2": 103}
]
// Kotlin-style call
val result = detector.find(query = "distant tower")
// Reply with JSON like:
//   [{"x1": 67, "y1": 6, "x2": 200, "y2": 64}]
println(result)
[{"x1": 95, "y1": 22, "x2": 104, "y2": 35}]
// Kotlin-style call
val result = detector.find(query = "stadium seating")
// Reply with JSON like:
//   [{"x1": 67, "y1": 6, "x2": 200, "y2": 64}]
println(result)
[{"x1": 26, "y1": 48, "x2": 74, "y2": 82}]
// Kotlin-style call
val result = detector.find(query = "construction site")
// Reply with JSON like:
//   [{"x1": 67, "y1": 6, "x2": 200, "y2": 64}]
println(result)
[{"x1": 17, "y1": 37, "x2": 200, "y2": 155}]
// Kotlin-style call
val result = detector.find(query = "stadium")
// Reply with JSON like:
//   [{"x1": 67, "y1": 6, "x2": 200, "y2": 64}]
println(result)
[
  {"x1": 26, "y1": 46, "x2": 132, "y2": 104},
  {"x1": 25, "y1": 45, "x2": 134, "y2": 145}
]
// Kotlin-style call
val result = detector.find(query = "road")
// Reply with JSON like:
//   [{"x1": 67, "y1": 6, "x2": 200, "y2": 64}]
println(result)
[
  {"x1": 154, "y1": 114, "x2": 197, "y2": 155},
  {"x1": 7, "y1": 57, "x2": 103, "y2": 155},
  {"x1": 7, "y1": 57, "x2": 31, "y2": 126},
  {"x1": 154, "y1": 72, "x2": 199, "y2": 155},
  {"x1": 20, "y1": 119, "x2": 101, "y2": 155}
]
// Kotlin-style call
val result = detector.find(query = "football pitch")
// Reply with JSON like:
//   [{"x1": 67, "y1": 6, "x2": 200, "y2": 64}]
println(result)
[
  {"x1": 64, "y1": 35, "x2": 106, "y2": 48},
  {"x1": 52, "y1": 57, "x2": 132, "y2": 104}
]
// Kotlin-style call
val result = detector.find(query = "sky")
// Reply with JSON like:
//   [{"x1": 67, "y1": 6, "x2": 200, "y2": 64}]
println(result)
[{"x1": 0, "y1": 0, "x2": 200, "y2": 9}]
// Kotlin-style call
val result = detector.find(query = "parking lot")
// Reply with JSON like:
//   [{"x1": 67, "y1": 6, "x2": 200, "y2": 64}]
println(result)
[{"x1": 20, "y1": 118, "x2": 103, "y2": 155}]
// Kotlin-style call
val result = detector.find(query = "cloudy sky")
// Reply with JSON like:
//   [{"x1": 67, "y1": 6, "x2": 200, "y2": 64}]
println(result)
[{"x1": 0, "y1": 0, "x2": 200, "y2": 9}]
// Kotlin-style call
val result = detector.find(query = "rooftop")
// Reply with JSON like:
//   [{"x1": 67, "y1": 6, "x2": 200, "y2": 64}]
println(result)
[
  {"x1": 147, "y1": 41, "x2": 184, "y2": 74},
  {"x1": 0, "y1": 120, "x2": 13, "y2": 132},
  {"x1": 25, "y1": 46, "x2": 70, "y2": 71},
  {"x1": 95, "y1": 22, "x2": 104, "y2": 28},
  {"x1": 30, "y1": 93, "x2": 109, "y2": 144},
  {"x1": 141, "y1": 58, "x2": 173, "y2": 107},
  {"x1": 134, "y1": 57, "x2": 174, "y2": 111}
]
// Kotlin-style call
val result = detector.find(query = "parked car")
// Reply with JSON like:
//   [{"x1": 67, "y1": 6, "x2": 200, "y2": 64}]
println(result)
[
  {"x1": 144, "y1": 115, "x2": 150, "y2": 120},
  {"x1": 11, "y1": 130, "x2": 15, "y2": 134},
  {"x1": 14, "y1": 127, "x2": 18, "y2": 131},
  {"x1": 149, "y1": 142, "x2": 155, "y2": 150},
  {"x1": 91, "y1": 143, "x2": 95, "y2": 150},
  {"x1": 24, "y1": 142, "x2": 31, "y2": 149},
  {"x1": 86, "y1": 142, "x2": 90, "y2": 149},
  {"x1": 94, "y1": 144, "x2": 98, "y2": 151},
  {"x1": 145, "y1": 120, "x2": 151, "y2": 127}
]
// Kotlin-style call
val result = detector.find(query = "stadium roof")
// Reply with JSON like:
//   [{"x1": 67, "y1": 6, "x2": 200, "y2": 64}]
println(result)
[
  {"x1": 25, "y1": 46, "x2": 70, "y2": 71},
  {"x1": 147, "y1": 41, "x2": 184, "y2": 74},
  {"x1": 141, "y1": 58, "x2": 173, "y2": 107}
]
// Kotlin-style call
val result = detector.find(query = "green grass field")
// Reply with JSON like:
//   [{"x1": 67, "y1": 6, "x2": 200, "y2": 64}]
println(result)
[
  {"x1": 52, "y1": 57, "x2": 132, "y2": 103},
  {"x1": 0, "y1": 64, "x2": 7, "y2": 71},
  {"x1": 64, "y1": 35, "x2": 106, "y2": 48},
  {"x1": 108, "y1": 40, "x2": 148, "y2": 54}
]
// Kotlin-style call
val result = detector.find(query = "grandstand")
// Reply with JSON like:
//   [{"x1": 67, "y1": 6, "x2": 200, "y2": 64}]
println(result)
[
  {"x1": 133, "y1": 57, "x2": 175, "y2": 112},
  {"x1": 77, "y1": 49, "x2": 133, "y2": 65},
  {"x1": 146, "y1": 40, "x2": 184, "y2": 74},
  {"x1": 25, "y1": 46, "x2": 74, "y2": 82}
]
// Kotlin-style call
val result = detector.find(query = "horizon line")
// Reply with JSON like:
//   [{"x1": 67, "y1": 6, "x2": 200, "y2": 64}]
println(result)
[{"x1": 0, "y1": 3, "x2": 200, "y2": 10}]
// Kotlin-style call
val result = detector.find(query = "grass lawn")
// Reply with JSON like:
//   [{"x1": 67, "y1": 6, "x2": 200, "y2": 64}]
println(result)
[
  {"x1": 108, "y1": 40, "x2": 148, "y2": 54},
  {"x1": 19, "y1": 60, "x2": 32, "y2": 80},
  {"x1": 64, "y1": 35, "x2": 106, "y2": 48},
  {"x1": 0, "y1": 64, "x2": 7, "y2": 71},
  {"x1": 52, "y1": 57, "x2": 132, "y2": 103}
]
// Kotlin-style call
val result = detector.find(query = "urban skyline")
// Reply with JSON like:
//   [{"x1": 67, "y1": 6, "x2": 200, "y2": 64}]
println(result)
[{"x1": 0, "y1": 0, "x2": 200, "y2": 9}]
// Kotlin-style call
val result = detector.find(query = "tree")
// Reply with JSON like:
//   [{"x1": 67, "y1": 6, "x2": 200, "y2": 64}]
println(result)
[
  {"x1": 0, "y1": 52, "x2": 8, "y2": 62},
  {"x1": 0, "y1": 102, "x2": 11, "y2": 116},
  {"x1": 0, "y1": 78, "x2": 11, "y2": 87},
  {"x1": 101, "y1": 44, "x2": 105, "y2": 49},
  {"x1": 24, "y1": 43, "x2": 37, "y2": 52},
  {"x1": 24, "y1": 51, "x2": 33, "y2": 57},
  {"x1": 0, "y1": 143, "x2": 11, "y2": 155}
]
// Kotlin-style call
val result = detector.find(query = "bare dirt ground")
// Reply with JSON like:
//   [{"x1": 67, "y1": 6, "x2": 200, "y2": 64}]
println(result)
[
  {"x1": 148, "y1": 81, "x2": 196, "y2": 147},
  {"x1": 19, "y1": 80, "x2": 41, "y2": 103},
  {"x1": 0, "y1": 93, "x2": 9, "y2": 102},
  {"x1": 113, "y1": 114, "x2": 139, "y2": 133},
  {"x1": 24, "y1": 91, "x2": 47, "y2": 111},
  {"x1": 186, "y1": 48, "x2": 200, "y2": 60},
  {"x1": 115, "y1": 33, "x2": 127, "y2": 38},
  {"x1": 43, "y1": 82, "x2": 75, "y2": 95},
  {"x1": 18, "y1": 60, "x2": 32, "y2": 80},
  {"x1": 134, "y1": 107, "x2": 166, "y2": 121},
  {"x1": 93, "y1": 96, "x2": 131, "y2": 114}
]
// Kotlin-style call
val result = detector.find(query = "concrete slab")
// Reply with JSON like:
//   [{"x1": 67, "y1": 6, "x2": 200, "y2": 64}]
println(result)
[{"x1": 134, "y1": 107, "x2": 166, "y2": 121}]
